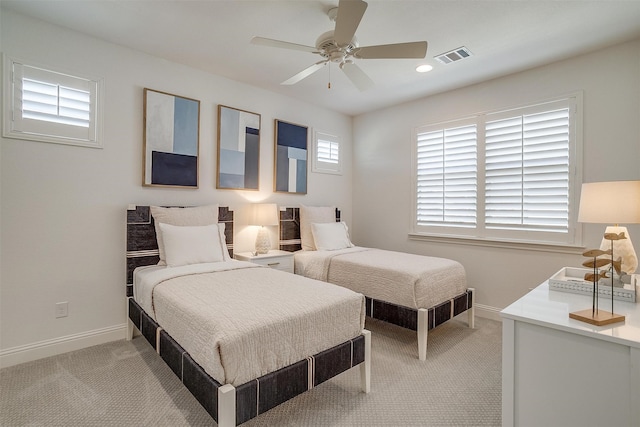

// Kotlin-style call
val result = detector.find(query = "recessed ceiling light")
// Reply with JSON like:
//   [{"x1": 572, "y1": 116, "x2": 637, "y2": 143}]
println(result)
[{"x1": 416, "y1": 64, "x2": 433, "y2": 73}]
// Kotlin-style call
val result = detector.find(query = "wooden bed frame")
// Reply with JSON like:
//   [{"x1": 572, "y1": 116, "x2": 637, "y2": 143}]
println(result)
[
  {"x1": 279, "y1": 207, "x2": 475, "y2": 361},
  {"x1": 125, "y1": 205, "x2": 371, "y2": 426}
]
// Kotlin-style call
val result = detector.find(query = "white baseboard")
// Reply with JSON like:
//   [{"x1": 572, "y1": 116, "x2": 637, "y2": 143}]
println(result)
[
  {"x1": 474, "y1": 303, "x2": 503, "y2": 322},
  {"x1": 0, "y1": 304, "x2": 503, "y2": 369},
  {"x1": 0, "y1": 323, "x2": 127, "y2": 369}
]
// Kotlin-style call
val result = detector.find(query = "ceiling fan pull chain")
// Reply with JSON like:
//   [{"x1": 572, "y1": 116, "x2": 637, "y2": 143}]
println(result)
[{"x1": 328, "y1": 62, "x2": 331, "y2": 89}]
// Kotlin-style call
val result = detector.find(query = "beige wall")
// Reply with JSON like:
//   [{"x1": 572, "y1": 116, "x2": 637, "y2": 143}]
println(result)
[
  {"x1": 352, "y1": 38, "x2": 640, "y2": 315},
  {"x1": 0, "y1": 10, "x2": 353, "y2": 365}
]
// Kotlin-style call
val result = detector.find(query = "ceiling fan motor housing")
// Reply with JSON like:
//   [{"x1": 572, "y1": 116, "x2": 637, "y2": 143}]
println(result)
[{"x1": 316, "y1": 30, "x2": 358, "y2": 63}]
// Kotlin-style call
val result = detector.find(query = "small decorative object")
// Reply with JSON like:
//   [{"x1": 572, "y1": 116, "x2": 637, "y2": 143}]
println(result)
[
  {"x1": 216, "y1": 105, "x2": 261, "y2": 190},
  {"x1": 251, "y1": 203, "x2": 279, "y2": 254},
  {"x1": 569, "y1": 246, "x2": 625, "y2": 326},
  {"x1": 274, "y1": 120, "x2": 308, "y2": 194},
  {"x1": 143, "y1": 88, "x2": 200, "y2": 188}
]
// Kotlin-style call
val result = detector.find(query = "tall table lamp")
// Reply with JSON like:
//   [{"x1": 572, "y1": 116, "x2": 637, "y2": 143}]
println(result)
[
  {"x1": 250, "y1": 203, "x2": 279, "y2": 255},
  {"x1": 574, "y1": 180, "x2": 640, "y2": 325}
]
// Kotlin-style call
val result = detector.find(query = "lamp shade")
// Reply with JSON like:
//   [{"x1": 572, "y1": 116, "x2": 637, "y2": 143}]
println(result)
[
  {"x1": 577, "y1": 181, "x2": 640, "y2": 224},
  {"x1": 250, "y1": 203, "x2": 279, "y2": 226}
]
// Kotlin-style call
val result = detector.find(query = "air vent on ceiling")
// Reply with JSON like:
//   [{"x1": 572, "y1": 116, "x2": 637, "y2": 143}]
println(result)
[{"x1": 434, "y1": 46, "x2": 473, "y2": 64}]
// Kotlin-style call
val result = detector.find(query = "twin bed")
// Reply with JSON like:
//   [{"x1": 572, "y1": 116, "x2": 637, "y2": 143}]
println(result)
[
  {"x1": 280, "y1": 205, "x2": 475, "y2": 361},
  {"x1": 126, "y1": 205, "x2": 370, "y2": 427},
  {"x1": 126, "y1": 203, "x2": 474, "y2": 425}
]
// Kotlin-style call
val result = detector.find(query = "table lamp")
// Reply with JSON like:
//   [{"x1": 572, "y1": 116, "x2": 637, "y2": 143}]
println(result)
[
  {"x1": 572, "y1": 180, "x2": 640, "y2": 325},
  {"x1": 578, "y1": 181, "x2": 640, "y2": 275},
  {"x1": 250, "y1": 203, "x2": 279, "y2": 255}
]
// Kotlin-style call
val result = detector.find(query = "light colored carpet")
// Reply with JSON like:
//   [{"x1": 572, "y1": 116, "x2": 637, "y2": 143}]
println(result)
[{"x1": 0, "y1": 316, "x2": 501, "y2": 426}]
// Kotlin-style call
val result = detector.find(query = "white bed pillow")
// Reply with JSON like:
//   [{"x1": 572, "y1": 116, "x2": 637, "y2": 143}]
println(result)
[
  {"x1": 150, "y1": 204, "x2": 219, "y2": 264},
  {"x1": 311, "y1": 222, "x2": 354, "y2": 251},
  {"x1": 300, "y1": 205, "x2": 336, "y2": 251},
  {"x1": 159, "y1": 223, "x2": 225, "y2": 267}
]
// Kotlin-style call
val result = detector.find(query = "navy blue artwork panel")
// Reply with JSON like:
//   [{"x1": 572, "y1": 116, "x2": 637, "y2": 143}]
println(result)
[
  {"x1": 275, "y1": 120, "x2": 307, "y2": 193},
  {"x1": 276, "y1": 121, "x2": 307, "y2": 149},
  {"x1": 151, "y1": 151, "x2": 197, "y2": 187},
  {"x1": 244, "y1": 128, "x2": 259, "y2": 190}
]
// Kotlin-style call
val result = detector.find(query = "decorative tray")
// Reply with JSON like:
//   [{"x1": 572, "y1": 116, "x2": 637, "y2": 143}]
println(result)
[{"x1": 549, "y1": 267, "x2": 637, "y2": 303}]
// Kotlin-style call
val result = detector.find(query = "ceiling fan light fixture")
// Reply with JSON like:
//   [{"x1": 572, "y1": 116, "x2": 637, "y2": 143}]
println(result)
[{"x1": 416, "y1": 64, "x2": 433, "y2": 73}]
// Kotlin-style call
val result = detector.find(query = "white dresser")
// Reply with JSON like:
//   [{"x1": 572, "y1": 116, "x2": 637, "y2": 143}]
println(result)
[{"x1": 501, "y1": 280, "x2": 640, "y2": 427}]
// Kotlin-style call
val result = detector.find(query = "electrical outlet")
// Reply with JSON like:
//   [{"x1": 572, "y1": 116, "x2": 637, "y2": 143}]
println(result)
[{"x1": 55, "y1": 301, "x2": 68, "y2": 318}]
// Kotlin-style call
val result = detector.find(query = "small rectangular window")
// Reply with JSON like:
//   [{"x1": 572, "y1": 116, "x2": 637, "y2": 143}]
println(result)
[
  {"x1": 312, "y1": 131, "x2": 341, "y2": 175},
  {"x1": 3, "y1": 55, "x2": 103, "y2": 148}
]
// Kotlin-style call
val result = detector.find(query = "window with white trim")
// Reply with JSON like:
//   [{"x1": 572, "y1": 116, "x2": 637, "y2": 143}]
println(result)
[
  {"x1": 312, "y1": 131, "x2": 341, "y2": 174},
  {"x1": 3, "y1": 56, "x2": 103, "y2": 148},
  {"x1": 413, "y1": 96, "x2": 582, "y2": 246}
]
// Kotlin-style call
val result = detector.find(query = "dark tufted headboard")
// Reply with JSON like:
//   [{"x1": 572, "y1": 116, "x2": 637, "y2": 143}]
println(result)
[{"x1": 125, "y1": 205, "x2": 233, "y2": 297}]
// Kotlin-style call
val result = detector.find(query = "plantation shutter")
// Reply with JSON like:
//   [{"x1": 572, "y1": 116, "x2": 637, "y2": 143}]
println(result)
[
  {"x1": 22, "y1": 78, "x2": 91, "y2": 128},
  {"x1": 416, "y1": 123, "x2": 477, "y2": 227},
  {"x1": 6, "y1": 59, "x2": 101, "y2": 147},
  {"x1": 313, "y1": 131, "x2": 341, "y2": 174},
  {"x1": 317, "y1": 138, "x2": 339, "y2": 164},
  {"x1": 485, "y1": 106, "x2": 570, "y2": 232}
]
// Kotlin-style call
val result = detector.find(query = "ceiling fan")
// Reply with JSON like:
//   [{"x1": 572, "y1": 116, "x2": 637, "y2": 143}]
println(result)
[{"x1": 251, "y1": 0, "x2": 428, "y2": 91}]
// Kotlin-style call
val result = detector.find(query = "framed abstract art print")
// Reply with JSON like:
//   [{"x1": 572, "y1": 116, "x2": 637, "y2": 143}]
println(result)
[
  {"x1": 274, "y1": 119, "x2": 308, "y2": 194},
  {"x1": 143, "y1": 88, "x2": 200, "y2": 188},
  {"x1": 217, "y1": 105, "x2": 261, "y2": 190}
]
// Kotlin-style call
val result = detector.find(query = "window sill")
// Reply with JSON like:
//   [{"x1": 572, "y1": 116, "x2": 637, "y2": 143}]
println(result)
[{"x1": 408, "y1": 232, "x2": 585, "y2": 255}]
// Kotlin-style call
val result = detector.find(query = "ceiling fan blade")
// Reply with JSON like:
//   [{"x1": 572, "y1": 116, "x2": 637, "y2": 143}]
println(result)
[
  {"x1": 340, "y1": 62, "x2": 374, "y2": 92},
  {"x1": 334, "y1": 0, "x2": 368, "y2": 47},
  {"x1": 251, "y1": 36, "x2": 317, "y2": 53},
  {"x1": 354, "y1": 41, "x2": 428, "y2": 59},
  {"x1": 282, "y1": 61, "x2": 327, "y2": 85}
]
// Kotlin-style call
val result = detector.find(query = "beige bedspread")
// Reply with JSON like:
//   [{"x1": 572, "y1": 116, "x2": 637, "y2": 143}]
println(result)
[
  {"x1": 294, "y1": 247, "x2": 467, "y2": 310},
  {"x1": 134, "y1": 261, "x2": 365, "y2": 386}
]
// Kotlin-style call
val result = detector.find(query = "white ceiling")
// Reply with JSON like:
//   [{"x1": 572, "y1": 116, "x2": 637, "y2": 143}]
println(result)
[{"x1": 4, "y1": 0, "x2": 640, "y2": 116}]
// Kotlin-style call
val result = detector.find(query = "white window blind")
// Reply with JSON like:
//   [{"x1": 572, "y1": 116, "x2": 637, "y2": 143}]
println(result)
[
  {"x1": 413, "y1": 95, "x2": 580, "y2": 246},
  {"x1": 317, "y1": 139, "x2": 339, "y2": 164},
  {"x1": 312, "y1": 131, "x2": 341, "y2": 174},
  {"x1": 3, "y1": 56, "x2": 102, "y2": 148},
  {"x1": 485, "y1": 108, "x2": 570, "y2": 232},
  {"x1": 416, "y1": 123, "x2": 477, "y2": 227},
  {"x1": 22, "y1": 78, "x2": 91, "y2": 128}
]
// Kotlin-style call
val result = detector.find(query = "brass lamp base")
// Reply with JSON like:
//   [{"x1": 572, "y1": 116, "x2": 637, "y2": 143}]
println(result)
[{"x1": 569, "y1": 309, "x2": 625, "y2": 326}]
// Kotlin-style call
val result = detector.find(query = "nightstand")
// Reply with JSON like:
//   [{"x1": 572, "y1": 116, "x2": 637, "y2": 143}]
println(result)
[{"x1": 233, "y1": 250, "x2": 294, "y2": 273}]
